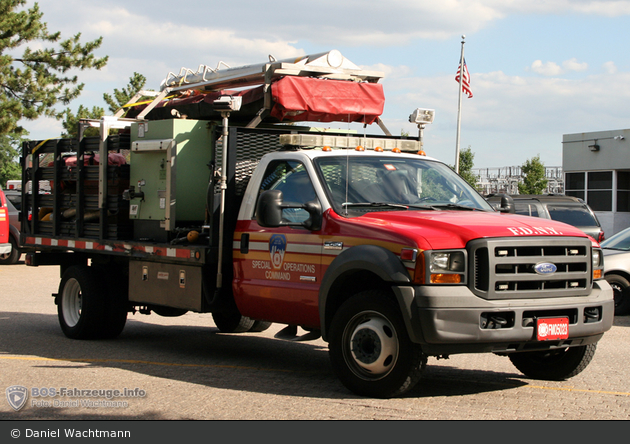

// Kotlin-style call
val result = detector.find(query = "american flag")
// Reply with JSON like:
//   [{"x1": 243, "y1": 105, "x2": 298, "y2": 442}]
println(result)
[{"x1": 455, "y1": 59, "x2": 473, "y2": 98}]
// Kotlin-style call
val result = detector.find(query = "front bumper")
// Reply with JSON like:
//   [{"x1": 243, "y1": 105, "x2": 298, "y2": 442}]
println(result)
[
  {"x1": 395, "y1": 280, "x2": 614, "y2": 355},
  {"x1": 0, "y1": 243, "x2": 12, "y2": 255}
]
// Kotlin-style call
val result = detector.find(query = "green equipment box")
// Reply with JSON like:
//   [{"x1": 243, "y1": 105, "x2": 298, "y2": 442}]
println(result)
[{"x1": 129, "y1": 119, "x2": 214, "y2": 236}]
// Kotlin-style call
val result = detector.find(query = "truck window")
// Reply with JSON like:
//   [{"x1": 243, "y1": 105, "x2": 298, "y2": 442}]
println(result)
[
  {"x1": 515, "y1": 202, "x2": 539, "y2": 217},
  {"x1": 257, "y1": 160, "x2": 317, "y2": 223},
  {"x1": 315, "y1": 156, "x2": 492, "y2": 213},
  {"x1": 547, "y1": 205, "x2": 598, "y2": 227}
]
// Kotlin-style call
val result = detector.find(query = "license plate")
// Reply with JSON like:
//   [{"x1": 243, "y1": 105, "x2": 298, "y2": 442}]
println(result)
[{"x1": 536, "y1": 317, "x2": 569, "y2": 341}]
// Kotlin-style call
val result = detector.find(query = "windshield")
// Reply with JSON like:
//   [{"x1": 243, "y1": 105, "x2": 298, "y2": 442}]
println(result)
[
  {"x1": 547, "y1": 205, "x2": 599, "y2": 227},
  {"x1": 601, "y1": 228, "x2": 630, "y2": 250},
  {"x1": 314, "y1": 155, "x2": 493, "y2": 214}
]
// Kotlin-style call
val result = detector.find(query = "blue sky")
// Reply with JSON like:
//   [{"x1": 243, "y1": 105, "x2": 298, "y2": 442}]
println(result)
[{"x1": 17, "y1": 0, "x2": 630, "y2": 169}]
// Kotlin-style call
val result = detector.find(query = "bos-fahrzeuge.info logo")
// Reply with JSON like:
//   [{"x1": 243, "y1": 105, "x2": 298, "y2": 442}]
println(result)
[
  {"x1": 6, "y1": 386, "x2": 146, "y2": 411},
  {"x1": 6, "y1": 385, "x2": 28, "y2": 411}
]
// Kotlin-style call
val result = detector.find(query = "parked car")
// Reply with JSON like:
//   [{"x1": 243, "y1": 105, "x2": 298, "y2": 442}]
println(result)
[
  {"x1": 3, "y1": 188, "x2": 21, "y2": 212},
  {"x1": 0, "y1": 189, "x2": 13, "y2": 261},
  {"x1": 486, "y1": 194, "x2": 605, "y2": 243},
  {"x1": 0, "y1": 189, "x2": 21, "y2": 264},
  {"x1": 601, "y1": 227, "x2": 630, "y2": 315}
]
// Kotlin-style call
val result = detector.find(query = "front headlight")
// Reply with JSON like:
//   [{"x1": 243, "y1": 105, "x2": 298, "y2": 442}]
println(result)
[
  {"x1": 422, "y1": 250, "x2": 467, "y2": 284},
  {"x1": 592, "y1": 248, "x2": 603, "y2": 280}
]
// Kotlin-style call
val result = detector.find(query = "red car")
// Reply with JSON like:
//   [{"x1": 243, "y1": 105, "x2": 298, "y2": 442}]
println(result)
[{"x1": 0, "y1": 188, "x2": 12, "y2": 259}]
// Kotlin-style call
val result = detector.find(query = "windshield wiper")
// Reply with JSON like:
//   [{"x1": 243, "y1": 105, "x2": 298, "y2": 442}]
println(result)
[
  {"x1": 431, "y1": 203, "x2": 484, "y2": 211},
  {"x1": 342, "y1": 202, "x2": 437, "y2": 211}
]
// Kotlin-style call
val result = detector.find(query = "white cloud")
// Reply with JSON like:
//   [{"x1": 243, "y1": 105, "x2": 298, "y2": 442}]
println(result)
[
  {"x1": 563, "y1": 58, "x2": 588, "y2": 72},
  {"x1": 529, "y1": 58, "x2": 588, "y2": 76},
  {"x1": 603, "y1": 61, "x2": 618, "y2": 74},
  {"x1": 530, "y1": 60, "x2": 564, "y2": 76},
  {"x1": 487, "y1": 0, "x2": 630, "y2": 16}
]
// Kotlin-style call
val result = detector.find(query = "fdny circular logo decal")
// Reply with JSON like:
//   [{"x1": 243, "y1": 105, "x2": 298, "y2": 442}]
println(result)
[
  {"x1": 269, "y1": 234, "x2": 287, "y2": 270},
  {"x1": 534, "y1": 262, "x2": 557, "y2": 275}
]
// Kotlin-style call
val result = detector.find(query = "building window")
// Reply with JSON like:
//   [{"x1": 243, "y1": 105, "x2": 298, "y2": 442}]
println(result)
[
  {"x1": 617, "y1": 171, "x2": 630, "y2": 212},
  {"x1": 587, "y1": 172, "x2": 612, "y2": 211},
  {"x1": 565, "y1": 171, "x2": 612, "y2": 211},
  {"x1": 565, "y1": 172, "x2": 585, "y2": 200}
]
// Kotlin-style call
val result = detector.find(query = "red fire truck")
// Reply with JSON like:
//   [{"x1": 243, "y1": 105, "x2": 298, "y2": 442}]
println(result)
[{"x1": 18, "y1": 51, "x2": 614, "y2": 398}]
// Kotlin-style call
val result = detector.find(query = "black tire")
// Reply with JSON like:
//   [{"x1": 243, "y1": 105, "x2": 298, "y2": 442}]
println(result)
[
  {"x1": 509, "y1": 343, "x2": 597, "y2": 380},
  {"x1": 248, "y1": 320, "x2": 273, "y2": 332},
  {"x1": 212, "y1": 311, "x2": 255, "y2": 333},
  {"x1": 328, "y1": 291, "x2": 427, "y2": 398},
  {"x1": 58, "y1": 265, "x2": 107, "y2": 339},
  {"x1": 0, "y1": 235, "x2": 20, "y2": 265},
  {"x1": 98, "y1": 266, "x2": 128, "y2": 339},
  {"x1": 605, "y1": 274, "x2": 630, "y2": 316}
]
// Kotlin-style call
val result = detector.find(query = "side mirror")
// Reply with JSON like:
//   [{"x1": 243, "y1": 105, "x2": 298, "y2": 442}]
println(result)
[
  {"x1": 256, "y1": 190, "x2": 323, "y2": 231},
  {"x1": 496, "y1": 193, "x2": 515, "y2": 213},
  {"x1": 303, "y1": 200, "x2": 322, "y2": 231},
  {"x1": 256, "y1": 190, "x2": 284, "y2": 227}
]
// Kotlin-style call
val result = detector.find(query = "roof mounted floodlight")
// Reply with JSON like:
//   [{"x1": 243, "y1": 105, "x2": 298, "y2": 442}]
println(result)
[{"x1": 409, "y1": 108, "x2": 435, "y2": 126}]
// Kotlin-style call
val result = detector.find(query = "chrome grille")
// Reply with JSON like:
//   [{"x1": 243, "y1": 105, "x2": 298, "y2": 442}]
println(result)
[{"x1": 469, "y1": 237, "x2": 592, "y2": 300}]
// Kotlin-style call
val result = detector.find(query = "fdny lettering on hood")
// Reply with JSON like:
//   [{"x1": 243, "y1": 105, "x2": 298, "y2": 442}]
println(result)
[{"x1": 507, "y1": 226, "x2": 563, "y2": 236}]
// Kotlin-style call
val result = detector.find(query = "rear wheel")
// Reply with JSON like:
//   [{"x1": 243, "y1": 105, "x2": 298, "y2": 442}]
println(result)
[
  {"x1": 58, "y1": 265, "x2": 128, "y2": 339},
  {"x1": 509, "y1": 343, "x2": 597, "y2": 380},
  {"x1": 605, "y1": 274, "x2": 630, "y2": 316},
  {"x1": 58, "y1": 266, "x2": 106, "y2": 339},
  {"x1": 0, "y1": 235, "x2": 20, "y2": 265},
  {"x1": 98, "y1": 266, "x2": 128, "y2": 339},
  {"x1": 212, "y1": 311, "x2": 255, "y2": 333},
  {"x1": 248, "y1": 320, "x2": 272, "y2": 332},
  {"x1": 328, "y1": 291, "x2": 426, "y2": 398}
]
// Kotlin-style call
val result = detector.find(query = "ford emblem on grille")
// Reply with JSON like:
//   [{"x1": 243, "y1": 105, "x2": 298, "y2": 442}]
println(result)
[{"x1": 534, "y1": 262, "x2": 557, "y2": 275}]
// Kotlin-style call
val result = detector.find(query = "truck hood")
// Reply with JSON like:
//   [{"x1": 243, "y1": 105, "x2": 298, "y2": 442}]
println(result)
[{"x1": 355, "y1": 209, "x2": 590, "y2": 250}]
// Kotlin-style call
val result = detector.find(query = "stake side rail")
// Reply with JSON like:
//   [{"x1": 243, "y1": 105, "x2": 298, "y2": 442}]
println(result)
[{"x1": 23, "y1": 235, "x2": 208, "y2": 265}]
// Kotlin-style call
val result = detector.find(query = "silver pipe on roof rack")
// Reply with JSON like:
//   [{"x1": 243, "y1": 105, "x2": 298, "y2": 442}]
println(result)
[{"x1": 159, "y1": 50, "x2": 383, "y2": 92}]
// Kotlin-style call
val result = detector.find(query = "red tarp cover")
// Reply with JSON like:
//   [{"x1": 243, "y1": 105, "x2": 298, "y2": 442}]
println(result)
[{"x1": 270, "y1": 76, "x2": 384, "y2": 124}]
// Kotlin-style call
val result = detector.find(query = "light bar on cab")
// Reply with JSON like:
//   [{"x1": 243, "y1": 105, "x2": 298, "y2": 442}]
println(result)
[{"x1": 279, "y1": 134, "x2": 421, "y2": 153}]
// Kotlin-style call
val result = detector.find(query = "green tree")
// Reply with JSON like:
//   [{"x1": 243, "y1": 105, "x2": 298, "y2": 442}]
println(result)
[
  {"x1": 457, "y1": 146, "x2": 479, "y2": 189},
  {"x1": 0, "y1": 133, "x2": 23, "y2": 187},
  {"x1": 0, "y1": 0, "x2": 108, "y2": 137},
  {"x1": 518, "y1": 155, "x2": 548, "y2": 195},
  {"x1": 103, "y1": 72, "x2": 147, "y2": 114},
  {"x1": 61, "y1": 73, "x2": 148, "y2": 138},
  {"x1": 60, "y1": 104, "x2": 104, "y2": 138}
]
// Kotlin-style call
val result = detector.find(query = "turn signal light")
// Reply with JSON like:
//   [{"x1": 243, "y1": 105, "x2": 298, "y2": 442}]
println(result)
[
  {"x1": 430, "y1": 274, "x2": 462, "y2": 284},
  {"x1": 593, "y1": 269, "x2": 602, "y2": 279}
]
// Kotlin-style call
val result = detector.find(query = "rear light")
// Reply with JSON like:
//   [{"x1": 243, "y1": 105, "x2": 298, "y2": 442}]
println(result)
[{"x1": 598, "y1": 232, "x2": 605, "y2": 243}]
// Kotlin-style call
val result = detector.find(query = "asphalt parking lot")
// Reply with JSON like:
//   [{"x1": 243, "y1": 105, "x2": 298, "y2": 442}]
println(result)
[{"x1": 0, "y1": 259, "x2": 629, "y2": 421}]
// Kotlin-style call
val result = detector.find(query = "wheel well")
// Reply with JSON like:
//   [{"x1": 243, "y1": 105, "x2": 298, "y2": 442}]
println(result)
[
  {"x1": 605, "y1": 270, "x2": 630, "y2": 282},
  {"x1": 323, "y1": 269, "x2": 395, "y2": 338}
]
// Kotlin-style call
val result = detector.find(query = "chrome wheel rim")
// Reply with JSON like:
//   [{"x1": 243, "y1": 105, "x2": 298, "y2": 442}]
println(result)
[
  {"x1": 61, "y1": 278, "x2": 82, "y2": 327},
  {"x1": 343, "y1": 310, "x2": 399, "y2": 380}
]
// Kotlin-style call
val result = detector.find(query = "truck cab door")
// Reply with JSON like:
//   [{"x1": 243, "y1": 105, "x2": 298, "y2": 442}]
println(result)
[{"x1": 233, "y1": 159, "x2": 323, "y2": 328}]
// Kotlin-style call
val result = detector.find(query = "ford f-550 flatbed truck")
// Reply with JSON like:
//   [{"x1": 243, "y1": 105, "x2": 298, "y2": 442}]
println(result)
[{"x1": 19, "y1": 51, "x2": 614, "y2": 398}]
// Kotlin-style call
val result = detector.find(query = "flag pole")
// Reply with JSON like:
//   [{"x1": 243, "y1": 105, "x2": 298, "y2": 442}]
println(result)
[{"x1": 455, "y1": 35, "x2": 465, "y2": 174}]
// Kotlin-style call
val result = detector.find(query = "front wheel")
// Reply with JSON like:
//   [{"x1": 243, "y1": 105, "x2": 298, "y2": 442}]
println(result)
[
  {"x1": 328, "y1": 291, "x2": 426, "y2": 398},
  {"x1": 0, "y1": 235, "x2": 20, "y2": 265},
  {"x1": 605, "y1": 274, "x2": 630, "y2": 316},
  {"x1": 508, "y1": 343, "x2": 597, "y2": 380}
]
